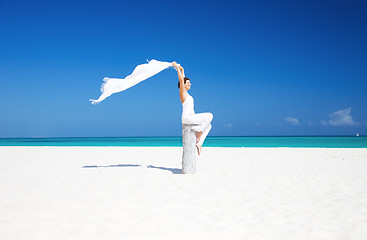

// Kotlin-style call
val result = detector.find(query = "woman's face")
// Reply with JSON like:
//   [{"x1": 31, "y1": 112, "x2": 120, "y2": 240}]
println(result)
[{"x1": 185, "y1": 80, "x2": 191, "y2": 90}]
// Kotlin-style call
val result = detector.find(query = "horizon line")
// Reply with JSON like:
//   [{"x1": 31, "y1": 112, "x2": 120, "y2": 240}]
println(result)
[{"x1": 0, "y1": 135, "x2": 365, "y2": 140}]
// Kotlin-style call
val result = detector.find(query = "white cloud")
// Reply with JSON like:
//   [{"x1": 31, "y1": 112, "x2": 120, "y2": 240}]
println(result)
[
  {"x1": 321, "y1": 108, "x2": 359, "y2": 126},
  {"x1": 224, "y1": 123, "x2": 232, "y2": 128},
  {"x1": 284, "y1": 117, "x2": 300, "y2": 126}
]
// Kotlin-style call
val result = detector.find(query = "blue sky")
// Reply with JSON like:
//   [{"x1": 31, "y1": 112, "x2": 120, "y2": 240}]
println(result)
[{"x1": 1, "y1": 0, "x2": 366, "y2": 137}]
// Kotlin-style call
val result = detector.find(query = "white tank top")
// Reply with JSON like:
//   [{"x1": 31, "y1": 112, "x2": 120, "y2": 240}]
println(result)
[{"x1": 182, "y1": 93, "x2": 195, "y2": 122}]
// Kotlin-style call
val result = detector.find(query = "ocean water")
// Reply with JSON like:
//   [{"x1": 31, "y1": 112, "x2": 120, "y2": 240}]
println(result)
[{"x1": 0, "y1": 136, "x2": 366, "y2": 148}]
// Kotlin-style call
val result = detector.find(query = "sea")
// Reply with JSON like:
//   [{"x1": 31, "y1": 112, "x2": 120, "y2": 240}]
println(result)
[{"x1": 0, "y1": 136, "x2": 366, "y2": 148}]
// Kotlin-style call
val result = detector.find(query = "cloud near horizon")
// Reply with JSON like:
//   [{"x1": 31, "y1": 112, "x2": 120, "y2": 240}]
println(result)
[
  {"x1": 321, "y1": 108, "x2": 359, "y2": 126},
  {"x1": 284, "y1": 117, "x2": 300, "y2": 126},
  {"x1": 224, "y1": 123, "x2": 232, "y2": 128}
]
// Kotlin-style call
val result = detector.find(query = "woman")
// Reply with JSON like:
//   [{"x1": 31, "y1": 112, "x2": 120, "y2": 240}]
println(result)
[{"x1": 172, "y1": 61, "x2": 213, "y2": 156}]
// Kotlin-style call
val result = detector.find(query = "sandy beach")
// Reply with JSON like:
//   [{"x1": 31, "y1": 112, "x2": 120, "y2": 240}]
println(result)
[{"x1": 0, "y1": 147, "x2": 366, "y2": 239}]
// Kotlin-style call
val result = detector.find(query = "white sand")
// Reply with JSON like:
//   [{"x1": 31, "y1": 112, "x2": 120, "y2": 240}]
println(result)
[{"x1": 0, "y1": 147, "x2": 367, "y2": 240}]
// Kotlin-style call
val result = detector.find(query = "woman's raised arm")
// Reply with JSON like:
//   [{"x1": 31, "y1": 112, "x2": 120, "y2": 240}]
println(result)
[
  {"x1": 179, "y1": 66, "x2": 185, "y2": 78},
  {"x1": 173, "y1": 61, "x2": 185, "y2": 84}
]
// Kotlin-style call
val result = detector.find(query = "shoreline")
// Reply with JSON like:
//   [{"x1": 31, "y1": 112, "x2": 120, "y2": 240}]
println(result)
[{"x1": 1, "y1": 146, "x2": 366, "y2": 149}]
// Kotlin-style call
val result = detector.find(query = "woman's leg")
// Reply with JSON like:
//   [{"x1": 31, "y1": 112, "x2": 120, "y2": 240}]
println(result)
[
  {"x1": 190, "y1": 113, "x2": 213, "y2": 133},
  {"x1": 197, "y1": 123, "x2": 212, "y2": 146},
  {"x1": 183, "y1": 112, "x2": 213, "y2": 148},
  {"x1": 195, "y1": 123, "x2": 212, "y2": 155}
]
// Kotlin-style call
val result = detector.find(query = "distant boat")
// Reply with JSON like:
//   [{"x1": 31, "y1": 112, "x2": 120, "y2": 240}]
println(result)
[{"x1": 356, "y1": 133, "x2": 359, "y2": 137}]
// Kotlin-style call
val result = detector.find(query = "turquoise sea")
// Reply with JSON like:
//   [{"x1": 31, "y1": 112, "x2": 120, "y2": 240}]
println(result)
[{"x1": 0, "y1": 136, "x2": 366, "y2": 148}]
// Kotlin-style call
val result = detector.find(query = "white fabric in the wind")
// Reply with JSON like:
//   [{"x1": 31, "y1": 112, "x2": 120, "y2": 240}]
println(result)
[{"x1": 90, "y1": 59, "x2": 173, "y2": 104}]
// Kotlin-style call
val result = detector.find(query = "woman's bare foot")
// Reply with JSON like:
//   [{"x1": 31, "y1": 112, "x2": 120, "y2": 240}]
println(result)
[
  {"x1": 196, "y1": 144, "x2": 202, "y2": 156},
  {"x1": 196, "y1": 131, "x2": 203, "y2": 144}
]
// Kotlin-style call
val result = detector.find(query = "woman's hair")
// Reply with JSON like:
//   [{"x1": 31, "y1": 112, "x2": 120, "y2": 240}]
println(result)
[{"x1": 178, "y1": 77, "x2": 190, "y2": 88}]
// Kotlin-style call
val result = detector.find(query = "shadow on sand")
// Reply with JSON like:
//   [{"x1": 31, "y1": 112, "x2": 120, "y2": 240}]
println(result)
[{"x1": 82, "y1": 164, "x2": 182, "y2": 174}]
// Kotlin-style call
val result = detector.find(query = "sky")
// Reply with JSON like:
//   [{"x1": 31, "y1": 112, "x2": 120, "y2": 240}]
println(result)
[{"x1": 0, "y1": 0, "x2": 366, "y2": 137}]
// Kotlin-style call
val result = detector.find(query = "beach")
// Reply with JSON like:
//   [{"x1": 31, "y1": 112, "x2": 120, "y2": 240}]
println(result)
[{"x1": 0, "y1": 146, "x2": 366, "y2": 240}]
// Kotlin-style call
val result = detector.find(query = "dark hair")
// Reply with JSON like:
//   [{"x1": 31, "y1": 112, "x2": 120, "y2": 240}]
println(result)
[{"x1": 178, "y1": 77, "x2": 190, "y2": 88}]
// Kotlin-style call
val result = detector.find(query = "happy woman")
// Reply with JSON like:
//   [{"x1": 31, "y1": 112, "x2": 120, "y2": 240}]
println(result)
[{"x1": 172, "y1": 61, "x2": 213, "y2": 155}]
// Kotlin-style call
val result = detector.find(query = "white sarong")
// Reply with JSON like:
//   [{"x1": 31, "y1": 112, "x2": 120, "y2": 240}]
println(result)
[{"x1": 90, "y1": 59, "x2": 173, "y2": 104}]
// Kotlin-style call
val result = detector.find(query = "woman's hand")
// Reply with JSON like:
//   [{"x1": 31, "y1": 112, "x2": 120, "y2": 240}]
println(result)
[
  {"x1": 172, "y1": 61, "x2": 178, "y2": 67},
  {"x1": 179, "y1": 66, "x2": 184, "y2": 71}
]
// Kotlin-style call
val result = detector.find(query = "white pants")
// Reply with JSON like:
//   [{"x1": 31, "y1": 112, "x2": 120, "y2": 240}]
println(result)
[{"x1": 182, "y1": 112, "x2": 213, "y2": 146}]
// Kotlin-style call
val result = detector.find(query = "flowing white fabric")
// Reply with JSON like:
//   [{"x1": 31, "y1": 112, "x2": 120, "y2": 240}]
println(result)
[{"x1": 90, "y1": 59, "x2": 173, "y2": 104}]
